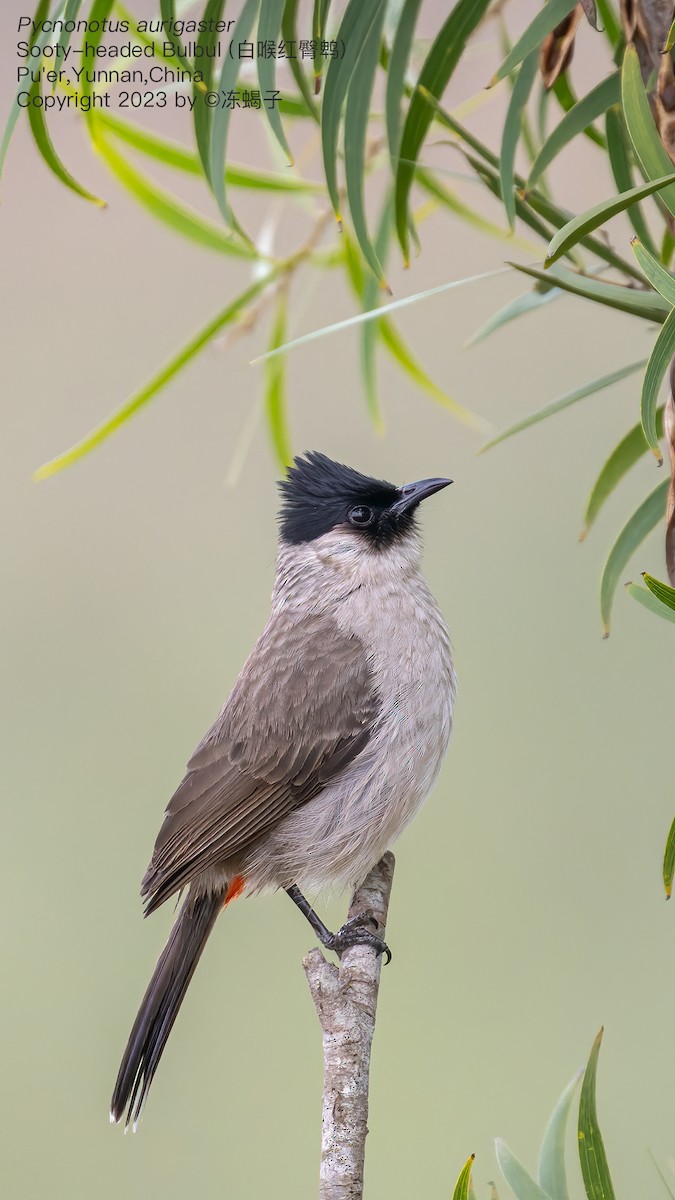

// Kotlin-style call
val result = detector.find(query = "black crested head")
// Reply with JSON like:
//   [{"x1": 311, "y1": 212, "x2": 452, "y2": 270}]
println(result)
[{"x1": 278, "y1": 451, "x2": 450, "y2": 548}]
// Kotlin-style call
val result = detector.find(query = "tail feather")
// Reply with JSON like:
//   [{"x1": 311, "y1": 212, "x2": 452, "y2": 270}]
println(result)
[{"x1": 111, "y1": 888, "x2": 223, "y2": 1130}]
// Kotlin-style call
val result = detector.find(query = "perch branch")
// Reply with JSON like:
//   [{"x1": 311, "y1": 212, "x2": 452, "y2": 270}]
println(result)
[{"x1": 303, "y1": 852, "x2": 396, "y2": 1200}]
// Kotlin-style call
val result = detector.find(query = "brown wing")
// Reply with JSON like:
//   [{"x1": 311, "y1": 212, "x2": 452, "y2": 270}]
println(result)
[{"x1": 141, "y1": 611, "x2": 379, "y2": 912}]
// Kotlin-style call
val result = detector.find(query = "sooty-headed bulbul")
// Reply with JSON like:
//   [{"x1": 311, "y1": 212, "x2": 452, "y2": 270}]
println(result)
[{"x1": 111, "y1": 451, "x2": 456, "y2": 1129}]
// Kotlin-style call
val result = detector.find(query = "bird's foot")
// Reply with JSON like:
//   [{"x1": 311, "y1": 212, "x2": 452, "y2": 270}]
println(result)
[{"x1": 322, "y1": 912, "x2": 391, "y2": 964}]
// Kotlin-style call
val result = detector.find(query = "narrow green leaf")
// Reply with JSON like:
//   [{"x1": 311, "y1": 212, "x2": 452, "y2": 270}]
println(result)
[
  {"x1": 380, "y1": 319, "x2": 490, "y2": 431},
  {"x1": 644, "y1": 572, "x2": 675, "y2": 611},
  {"x1": 386, "y1": 0, "x2": 423, "y2": 162},
  {"x1": 528, "y1": 74, "x2": 620, "y2": 192},
  {"x1": 552, "y1": 73, "x2": 606, "y2": 149},
  {"x1": 500, "y1": 25, "x2": 539, "y2": 167},
  {"x1": 622, "y1": 44, "x2": 675, "y2": 220},
  {"x1": 578, "y1": 1029, "x2": 616, "y2": 1200},
  {"x1": 312, "y1": 0, "x2": 331, "y2": 43},
  {"x1": 631, "y1": 236, "x2": 675, "y2": 305},
  {"x1": 344, "y1": 0, "x2": 388, "y2": 285},
  {"x1": 452, "y1": 1155, "x2": 476, "y2": 1200},
  {"x1": 35, "y1": 272, "x2": 280, "y2": 480},
  {"x1": 0, "y1": 0, "x2": 66, "y2": 179},
  {"x1": 116, "y1": 1, "x2": 204, "y2": 72},
  {"x1": 209, "y1": 0, "x2": 261, "y2": 230},
  {"x1": 395, "y1": 0, "x2": 491, "y2": 261},
  {"x1": 343, "y1": 226, "x2": 365, "y2": 293},
  {"x1": 415, "y1": 100, "x2": 500, "y2": 168},
  {"x1": 29, "y1": 0, "x2": 51, "y2": 45},
  {"x1": 275, "y1": 93, "x2": 315, "y2": 119},
  {"x1": 605, "y1": 106, "x2": 658, "y2": 257},
  {"x1": 24, "y1": 0, "x2": 50, "y2": 59},
  {"x1": 81, "y1": 0, "x2": 115, "y2": 103},
  {"x1": 27, "y1": 75, "x2": 105, "y2": 205},
  {"x1": 312, "y1": 0, "x2": 332, "y2": 92},
  {"x1": 99, "y1": 112, "x2": 320, "y2": 192},
  {"x1": 52, "y1": 0, "x2": 84, "y2": 88},
  {"x1": 252, "y1": 267, "x2": 510, "y2": 364},
  {"x1": 465, "y1": 287, "x2": 564, "y2": 348},
  {"x1": 500, "y1": 51, "x2": 539, "y2": 230},
  {"x1": 464, "y1": 153, "x2": 569, "y2": 250},
  {"x1": 359, "y1": 198, "x2": 392, "y2": 427},
  {"x1": 432, "y1": 81, "x2": 618, "y2": 258},
  {"x1": 417, "y1": 169, "x2": 539, "y2": 252},
  {"x1": 490, "y1": 0, "x2": 577, "y2": 87},
  {"x1": 464, "y1": 151, "x2": 642, "y2": 279},
  {"x1": 495, "y1": 1139, "x2": 553, "y2": 1200},
  {"x1": 480, "y1": 360, "x2": 646, "y2": 452},
  {"x1": 107, "y1": 2, "x2": 189, "y2": 74},
  {"x1": 193, "y1": 0, "x2": 226, "y2": 176},
  {"x1": 626, "y1": 581, "x2": 675, "y2": 623},
  {"x1": 281, "y1": 0, "x2": 320, "y2": 119},
  {"x1": 537, "y1": 81, "x2": 551, "y2": 145},
  {"x1": 537, "y1": 1072, "x2": 583, "y2": 1200},
  {"x1": 257, "y1": 0, "x2": 294, "y2": 161},
  {"x1": 91, "y1": 124, "x2": 258, "y2": 258},
  {"x1": 524, "y1": 191, "x2": 640, "y2": 279},
  {"x1": 545, "y1": 172, "x2": 675, "y2": 268},
  {"x1": 264, "y1": 291, "x2": 293, "y2": 467},
  {"x1": 665, "y1": 16, "x2": 675, "y2": 53},
  {"x1": 582, "y1": 408, "x2": 664, "y2": 537},
  {"x1": 28, "y1": 0, "x2": 51, "y2": 40},
  {"x1": 640, "y1": 305, "x2": 675, "y2": 458},
  {"x1": 662, "y1": 228, "x2": 675, "y2": 268},
  {"x1": 160, "y1": 0, "x2": 193, "y2": 75},
  {"x1": 321, "y1": 0, "x2": 381, "y2": 218},
  {"x1": 510, "y1": 261, "x2": 670, "y2": 324},
  {"x1": 600, "y1": 480, "x2": 669, "y2": 634},
  {"x1": 663, "y1": 816, "x2": 675, "y2": 897},
  {"x1": 361, "y1": 329, "x2": 382, "y2": 430},
  {"x1": 345, "y1": 211, "x2": 488, "y2": 431},
  {"x1": 595, "y1": 0, "x2": 622, "y2": 47}
]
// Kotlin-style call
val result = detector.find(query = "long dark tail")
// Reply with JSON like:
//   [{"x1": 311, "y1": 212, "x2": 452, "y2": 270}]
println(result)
[{"x1": 110, "y1": 888, "x2": 223, "y2": 1130}]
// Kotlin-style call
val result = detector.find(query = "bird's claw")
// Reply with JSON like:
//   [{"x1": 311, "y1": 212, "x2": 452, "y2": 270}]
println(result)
[{"x1": 323, "y1": 912, "x2": 391, "y2": 964}]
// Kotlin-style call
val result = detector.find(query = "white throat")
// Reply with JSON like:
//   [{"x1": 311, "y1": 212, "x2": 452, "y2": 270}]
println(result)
[{"x1": 272, "y1": 527, "x2": 424, "y2": 612}]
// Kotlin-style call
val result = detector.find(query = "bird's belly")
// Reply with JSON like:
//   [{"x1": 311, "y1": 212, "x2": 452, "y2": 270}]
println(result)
[{"x1": 243, "y1": 598, "x2": 455, "y2": 894}]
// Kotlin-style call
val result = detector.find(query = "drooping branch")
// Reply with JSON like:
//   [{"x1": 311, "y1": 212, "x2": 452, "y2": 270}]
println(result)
[{"x1": 303, "y1": 852, "x2": 396, "y2": 1200}]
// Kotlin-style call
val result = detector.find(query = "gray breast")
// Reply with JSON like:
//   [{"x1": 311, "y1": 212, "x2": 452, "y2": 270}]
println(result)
[{"x1": 243, "y1": 570, "x2": 455, "y2": 893}]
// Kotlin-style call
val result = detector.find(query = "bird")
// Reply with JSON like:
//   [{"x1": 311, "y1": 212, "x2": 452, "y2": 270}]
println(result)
[{"x1": 110, "y1": 451, "x2": 456, "y2": 1130}]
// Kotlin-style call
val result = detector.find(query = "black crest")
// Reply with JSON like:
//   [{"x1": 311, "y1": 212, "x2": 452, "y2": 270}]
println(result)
[{"x1": 278, "y1": 451, "x2": 408, "y2": 546}]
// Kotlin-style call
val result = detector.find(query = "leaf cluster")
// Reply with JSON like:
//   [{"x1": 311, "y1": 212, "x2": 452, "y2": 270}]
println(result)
[
  {"x1": 7, "y1": 0, "x2": 675, "y2": 630},
  {"x1": 452, "y1": 1029, "x2": 670, "y2": 1200}
]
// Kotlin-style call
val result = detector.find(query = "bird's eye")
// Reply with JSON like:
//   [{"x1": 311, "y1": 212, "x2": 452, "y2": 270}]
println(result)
[{"x1": 348, "y1": 504, "x2": 374, "y2": 528}]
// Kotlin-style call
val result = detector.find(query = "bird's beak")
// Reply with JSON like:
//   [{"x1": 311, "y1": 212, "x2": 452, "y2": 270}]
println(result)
[{"x1": 391, "y1": 477, "x2": 453, "y2": 516}]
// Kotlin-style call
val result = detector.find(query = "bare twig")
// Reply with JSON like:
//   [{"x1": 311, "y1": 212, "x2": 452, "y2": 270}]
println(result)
[{"x1": 303, "y1": 853, "x2": 396, "y2": 1200}]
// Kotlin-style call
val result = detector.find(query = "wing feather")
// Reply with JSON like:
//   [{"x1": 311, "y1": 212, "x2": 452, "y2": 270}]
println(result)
[{"x1": 141, "y1": 611, "x2": 378, "y2": 912}]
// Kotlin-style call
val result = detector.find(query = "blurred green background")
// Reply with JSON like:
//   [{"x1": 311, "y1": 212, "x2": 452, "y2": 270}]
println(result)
[{"x1": 2, "y1": 2, "x2": 675, "y2": 1197}]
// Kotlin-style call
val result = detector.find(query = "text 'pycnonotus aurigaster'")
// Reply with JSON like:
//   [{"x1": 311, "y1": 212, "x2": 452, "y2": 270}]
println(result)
[{"x1": 111, "y1": 452, "x2": 456, "y2": 1129}]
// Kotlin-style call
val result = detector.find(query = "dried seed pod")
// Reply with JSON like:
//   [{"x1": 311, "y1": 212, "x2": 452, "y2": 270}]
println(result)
[
  {"x1": 579, "y1": 0, "x2": 600, "y2": 29},
  {"x1": 539, "y1": 5, "x2": 583, "y2": 89},
  {"x1": 621, "y1": 0, "x2": 675, "y2": 83},
  {"x1": 655, "y1": 52, "x2": 675, "y2": 163}
]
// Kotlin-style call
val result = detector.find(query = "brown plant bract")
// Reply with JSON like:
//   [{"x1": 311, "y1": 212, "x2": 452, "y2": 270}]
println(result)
[
  {"x1": 540, "y1": 6, "x2": 584, "y2": 89},
  {"x1": 621, "y1": 0, "x2": 675, "y2": 163},
  {"x1": 579, "y1": 0, "x2": 601, "y2": 29}
]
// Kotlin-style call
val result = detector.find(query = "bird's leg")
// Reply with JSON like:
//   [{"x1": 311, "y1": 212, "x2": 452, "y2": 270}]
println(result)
[{"x1": 285, "y1": 883, "x2": 391, "y2": 963}]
